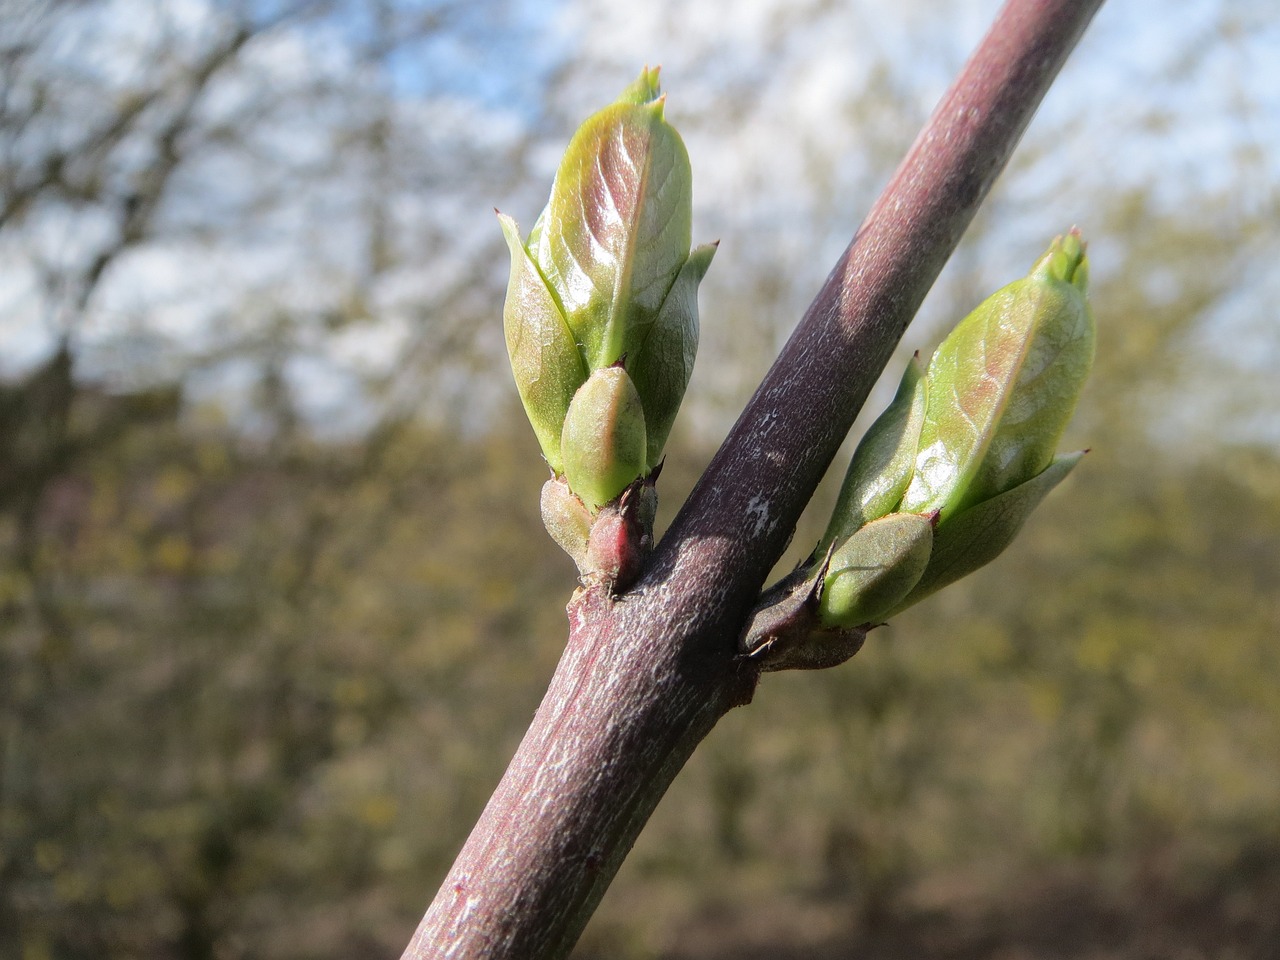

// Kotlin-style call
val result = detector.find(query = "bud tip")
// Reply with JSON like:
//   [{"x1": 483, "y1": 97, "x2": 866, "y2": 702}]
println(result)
[
  {"x1": 618, "y1": 66, "x2": 664, "y2": 107},
  {"x1": 1043, "y1": 229, "x2": 1089, "y2": 289}
]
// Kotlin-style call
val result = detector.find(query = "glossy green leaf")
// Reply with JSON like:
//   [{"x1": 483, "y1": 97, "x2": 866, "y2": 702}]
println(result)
[
  {"x1": 531, "y1": 79, "x2": 694, "y2": 372},
  {"x1": 901, "y1": 233, "x2": 1095, "y2": 519},
  {"x1": 499, "y1": 213, "x2": 587, "y2": 473},
  {"x1": 626, "y1": 242, "x2": 715, "y2": 468},
  {"x1": 819, "y1": 355, "x2": 927, "y2": 551},
  {"x1": 891, "y1": 451, "x2": 1083, "y2": 615},
  {"x1": 560, "y1": 366, "x2": 648, "y2": 511},
  {"x1": 818, "y1": 512, "x2": 934, "y2": 628},
  {"x1": 967, "y1": 234, "x2": 1094, "y2": 505}
]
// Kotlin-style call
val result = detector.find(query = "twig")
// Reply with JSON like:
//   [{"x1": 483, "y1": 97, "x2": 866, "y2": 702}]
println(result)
[{"x1": 401, "y1": 1, "x2": 1105, "y2": 956}]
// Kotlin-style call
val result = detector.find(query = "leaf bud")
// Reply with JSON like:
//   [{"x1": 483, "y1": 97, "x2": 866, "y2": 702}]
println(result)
[
  {"x1": 560, "y1": 365, "x2": 648, "y2": 512},
  {"x1": 501, "y1": 68, "x2": 713, "y2": 491},
  {"x1": 787, "y1": 232, "x2": 1097, "y2": 644},
  {"x1": 818, "y1": 512, "x2": 934, "y2": 628}
]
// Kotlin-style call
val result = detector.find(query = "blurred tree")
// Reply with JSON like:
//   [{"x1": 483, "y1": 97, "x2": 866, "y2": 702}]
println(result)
[
  {"x1": 1, "y1": 0, "x2": 1278, "y2": 958},
  {"x1": 0, "y1": 2, "x2": 559, "y2": 956}
]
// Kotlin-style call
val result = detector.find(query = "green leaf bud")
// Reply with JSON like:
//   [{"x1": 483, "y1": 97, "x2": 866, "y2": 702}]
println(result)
[
  {"x1": 818, "y1": 355, "x2": 927, "y2": 553},
  {"x1": 502, "y1": 69, "x2": 712, "y2": 481},
  {"x1": 889, "y1": 451, "x2": 1083, "y2": 616},
  {"x1": 901, "y1": 231, "x2": 1095, "y2": 520},
  {"x1": 818, "y1": 512, "x2": 934, "y2": 628},
  {"x1": 560, "y1": 365, "x2": 648, "y2": 511}
]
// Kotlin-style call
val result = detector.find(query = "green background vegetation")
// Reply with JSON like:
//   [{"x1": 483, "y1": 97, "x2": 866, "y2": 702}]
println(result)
[{"x1": 2, "y1": 1, "x2": 1278, "y2": 957}]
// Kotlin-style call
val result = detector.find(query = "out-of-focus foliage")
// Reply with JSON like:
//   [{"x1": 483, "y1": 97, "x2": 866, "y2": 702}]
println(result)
[
  {"x1": 2, "y1": 0, "x2": 1279, "y2": 958},
  {"x1": 0, "y1": 363, "x2": 574, "y2": 956},
  {"x1": 596, "y1": 439, "x2": 1280, "y2": 958}
]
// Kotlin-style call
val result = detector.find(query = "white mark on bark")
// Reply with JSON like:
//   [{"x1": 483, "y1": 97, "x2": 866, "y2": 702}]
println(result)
[
  {"x1": 443, "y1": 896, "x2": 483, "y2": 958},
  {"x1": 745, "y1": 495, "x2": 771, "y2": 537}
]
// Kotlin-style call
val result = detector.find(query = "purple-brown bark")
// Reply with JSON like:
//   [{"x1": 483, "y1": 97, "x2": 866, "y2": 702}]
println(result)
[{"x1": 402, "y1": 1, "x2": 1105, "y2": 956}]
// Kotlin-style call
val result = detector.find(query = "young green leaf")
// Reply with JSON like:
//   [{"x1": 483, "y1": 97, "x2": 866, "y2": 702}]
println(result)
[
  {"x1": 819, "y1": 356, "x2": 927, "y2": 551},
  {"x1": 901, "y1": 232, "x2": 1095, "y2": 519},
  {"x1": 891, "y1": 451, "x2": 1083, "y2": 614},
  {"x1": 499, "y1": 213, "x2": 588, "y2": 472},
  {"x1": 966, "y1": 233, "x2": 1094, "y2": 505},
  {"x1": 531, "y1": 80, "x2": 694, "y2": 372},
  {"x1": 626, "y1": 242, "x2": 716, "y2": 469}
]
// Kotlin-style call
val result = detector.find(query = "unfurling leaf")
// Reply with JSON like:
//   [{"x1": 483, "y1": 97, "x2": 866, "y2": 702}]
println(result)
[
  {"x1": 627, "y1": 242, "x2": 716, "y2": 468},
  {"x1": 530, "y1": 72, "x2": 693, "y2": 374},
  {"x1": 819, "y1": 356, "x2": 927, "y2": 552},
  {"x1": 902, "y1": 231, "x2": 1095, "y2": 519},
  {"x1": 890, "y1": 451, "x2": 1083, "y2": 614},
  {"x1": 500, "y1": 214, "x2": 586, "y2": 473}
]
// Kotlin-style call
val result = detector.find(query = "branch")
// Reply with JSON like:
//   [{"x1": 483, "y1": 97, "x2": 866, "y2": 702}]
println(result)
[{"x1": 402, "y1": 1, "x2": 1104, "y2": 957}]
